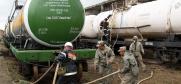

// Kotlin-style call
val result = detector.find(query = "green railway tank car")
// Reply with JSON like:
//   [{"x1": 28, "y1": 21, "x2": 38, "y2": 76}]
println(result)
[
  {"x1": 7, "y1": 0, "x2": 84, "y2": 47},
  {"x1": 4, "y1": 0, "x2": 96, "y2": 80}
]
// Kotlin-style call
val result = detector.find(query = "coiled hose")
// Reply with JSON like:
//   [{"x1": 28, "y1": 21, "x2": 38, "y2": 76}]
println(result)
[
  {"x1": 32, "y1": 63, "x2": 55, "y2": 84},
  {"x1": 137, "y1": 71, "x2": 154, "y2": 84}
]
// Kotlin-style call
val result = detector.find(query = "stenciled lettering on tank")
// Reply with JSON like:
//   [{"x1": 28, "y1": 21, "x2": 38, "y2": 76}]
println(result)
[
  {"x1": 50, "y1": 40, "x2": 65, "y2": 44},
  {"x1": 46, "y1": 16, "x2": 71, "y2": 20},
  {"x1": 38, "y1": 28, "x2": 48, "y2": 35},
  {"x1": 43, "y1": 0, "x2": 71, "y2": 20},
  {"x1": 49, "y1": 9, "x2": 69, "y2": 14},
  {"x1": 44, "y1": 0, "x2": 70, "y2": 7},
  {"x1": 69, "y1": 27, "x2": 81, "y2": 34},
  {"x1": 175, "y1": 1, "x2": 181, "y2": 9}
]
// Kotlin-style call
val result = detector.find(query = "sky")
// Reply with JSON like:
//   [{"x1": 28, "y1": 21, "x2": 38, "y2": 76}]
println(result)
[
  {"x1": 0, "y1": 0, "x2": 14, "y2": 30},
  {"x1": 0, "y1": 0, "x2": 108, "y2": 30}
]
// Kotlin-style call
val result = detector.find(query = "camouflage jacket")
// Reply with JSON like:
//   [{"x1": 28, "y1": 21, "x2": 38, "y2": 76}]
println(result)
[
  {"x1": 121, "y1": 51, "x2": 139, "y2": 76},
  {"x1": 94, "y1": 45, "x2": 115, "y2": 65}
]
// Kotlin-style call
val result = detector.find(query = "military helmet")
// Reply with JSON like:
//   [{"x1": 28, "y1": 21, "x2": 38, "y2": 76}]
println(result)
[
  {"x1": 118, "y1": 46, "x2": 126, "y2": 52},
  {"x1": 96, "y1": 41, "x2": 105, "y2": 47},
  {"x1": 133, "y1": 36, "x2": 138, "y2": 40}
]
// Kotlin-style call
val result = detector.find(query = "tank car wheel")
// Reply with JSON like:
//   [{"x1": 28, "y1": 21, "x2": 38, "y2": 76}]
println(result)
[
  {"x1": 76, "y1": 63, "x2": 83, "y2": 83},
  {"x1": 20, "y1": 63, "x2": 32, "y2": 80},
  {"x1": 33, "y1": 65, "x2": 39, "y2": 80},
  {"x1": 160, "y1": 52, "x2": 169, "y2": 63}
]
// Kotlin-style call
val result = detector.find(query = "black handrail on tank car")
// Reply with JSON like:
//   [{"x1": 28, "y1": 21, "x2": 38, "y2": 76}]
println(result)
[{"x1": 111, "y1": 24, "x2": 151, "y2": 29}]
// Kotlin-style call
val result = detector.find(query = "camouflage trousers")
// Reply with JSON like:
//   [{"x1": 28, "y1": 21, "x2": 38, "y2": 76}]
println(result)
[
  {"x1": 134, "y1": 53, "x2": 146, "y2": 71},
  {"x1": 121, "y1": 73, "x2": 138, "y2": 84},
  {"x1": 98, "y1": 64, "x2": 113, "y2": 84}
]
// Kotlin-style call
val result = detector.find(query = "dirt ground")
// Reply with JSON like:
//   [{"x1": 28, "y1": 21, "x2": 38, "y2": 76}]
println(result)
[
  {"x1": 1, "y1": 54, "x2": 181, "y2": 84},
  {"x1": 0, "y1": 56, "x2": 27, "y2": 84},
  {"x1": 82, "y1": 57, "x2": 181, "y2": 84},
  {"x1": 0, "y1": 33, "x2": 14, "y2": 84},
  {"x1": 0, "y1": 31, "x2": 27, "y2": 84},
  {"x1": 0, "y1": 56, "x2": 13, "y2": 84}
]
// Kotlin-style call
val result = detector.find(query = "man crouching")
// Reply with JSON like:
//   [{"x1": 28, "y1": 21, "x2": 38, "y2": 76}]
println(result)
[
  {"x1": 94, "y1": 41, "x2": 115, "y2": 84},
  {"x1": 119, "y1": 46, "x2": 139, "y2": 84}
]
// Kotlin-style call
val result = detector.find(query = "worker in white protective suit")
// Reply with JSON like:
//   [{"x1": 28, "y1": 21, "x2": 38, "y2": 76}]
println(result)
[{"x1": 129, "y1": 36, "x2": 146, "y2": 71}]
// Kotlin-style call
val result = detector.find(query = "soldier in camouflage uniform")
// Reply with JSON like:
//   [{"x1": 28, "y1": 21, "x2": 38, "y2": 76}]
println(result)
[
  {"x1": 94, "y1": 41, "x2": 115, "y2": 84},
  {"x1": 129, "y1": 36, "x2": 146, "y2": 71},
  {"x1": 119, "y1": 46, "x2": 139, "y2": 84}
]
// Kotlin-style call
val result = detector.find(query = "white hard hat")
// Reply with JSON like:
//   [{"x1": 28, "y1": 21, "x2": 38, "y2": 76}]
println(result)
[{"x1": 64, "y1": 42, "x2": 73, "y2": 47}]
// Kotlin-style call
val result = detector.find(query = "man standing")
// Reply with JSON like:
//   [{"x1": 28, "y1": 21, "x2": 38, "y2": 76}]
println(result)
[
  {"x1": 55, "y1": 42, "x2": 78, "y2": 84},
  {"x1": 119, "y1": 46, "x2": 139, "y2": 84},
  {"x1": 94, "y1": 41, "x2": 115, "y2": 84},
  {"x1": 129, "y1": 36, "x2": 146, "y2": 71},
  {"x1": 100, "y1": 15, "x2": 112, "y2": 45}
]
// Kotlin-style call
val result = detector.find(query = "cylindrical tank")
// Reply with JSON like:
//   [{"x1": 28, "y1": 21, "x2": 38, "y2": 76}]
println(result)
[
  {"x1": 90, "y1": 0, "x2": 181, "y2": 39},
  {"x1": 9, "y1": 0, "x2": 84, "y2": 47},
  {"x1": 92, "y1": 11, "x2": 113, "y2": 34},
  {"x1": 80, "y1": 15, "x2": 97, "y2": 38},
  {"x1": 170, "y1": 0, "x2": 181, "y2": 34},
  {"x1": 11, "y1": 10, "x2": 25, "y2": 38}
]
